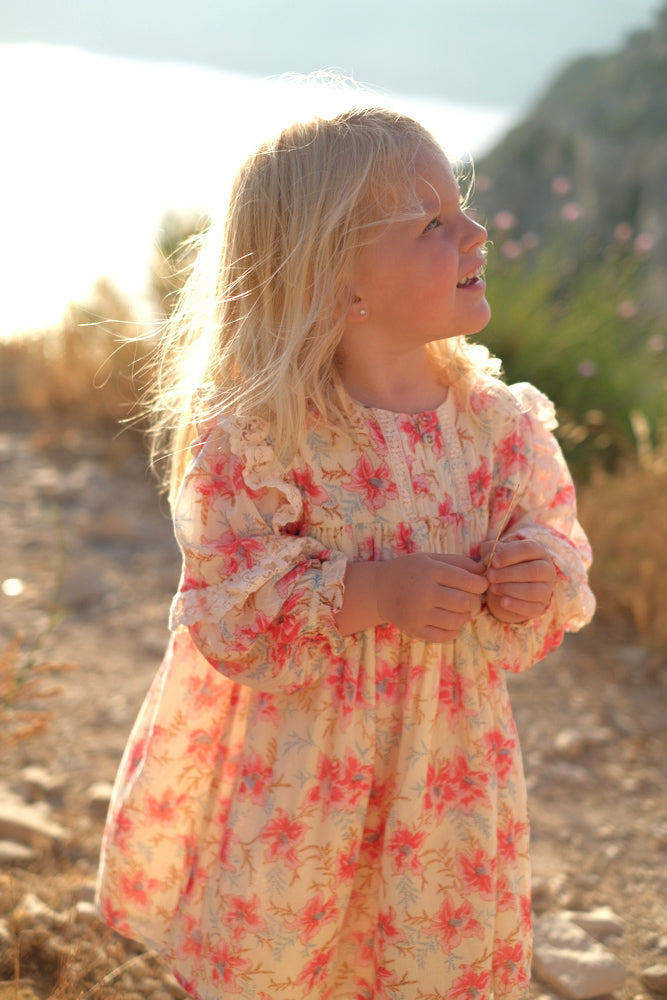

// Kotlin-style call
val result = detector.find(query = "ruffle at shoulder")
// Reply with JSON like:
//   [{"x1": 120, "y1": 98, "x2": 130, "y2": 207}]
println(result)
[
  {"x1": 509, "y1": 382, "x2": 558, "y2": 432},
  {"x1": 198, "y1": 414, "x2": 304, "y2": 531}
]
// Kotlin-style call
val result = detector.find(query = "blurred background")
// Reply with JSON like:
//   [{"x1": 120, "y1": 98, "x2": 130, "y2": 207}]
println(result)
[
  {"x1": 1, "y1": 7, "x2": 666, "y2": 998},
  {"x1": 0, "y1": 0, "x2": 663, "y2": 336}
]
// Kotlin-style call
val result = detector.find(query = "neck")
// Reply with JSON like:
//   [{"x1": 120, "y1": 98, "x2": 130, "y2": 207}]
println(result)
[{"x1": 338, "y1": 347, "x2": 447, "y2": 413}]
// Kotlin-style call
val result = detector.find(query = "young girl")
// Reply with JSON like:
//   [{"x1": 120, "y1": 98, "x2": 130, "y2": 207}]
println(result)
[{"x1": 98, "y1": 106, "x2": 595, "y2": 1000}]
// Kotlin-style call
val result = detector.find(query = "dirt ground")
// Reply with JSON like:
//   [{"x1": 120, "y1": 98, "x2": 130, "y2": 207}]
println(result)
[{"x1": 1, "y1": 412, "x2": 666, "y2": 999}]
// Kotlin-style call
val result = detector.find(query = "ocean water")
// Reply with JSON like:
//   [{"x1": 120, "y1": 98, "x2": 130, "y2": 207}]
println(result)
[{"x1": 1, "y1": 44, "x2": 515, "y2": 338}]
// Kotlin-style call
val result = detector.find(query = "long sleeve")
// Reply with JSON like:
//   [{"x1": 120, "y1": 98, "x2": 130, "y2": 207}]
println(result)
[
  {"x1": 470, "y1": 383, "x2": 595, "y2": 671},
  {"x1": 169, "y1": 416, "x2": 348, "y2": 693}
]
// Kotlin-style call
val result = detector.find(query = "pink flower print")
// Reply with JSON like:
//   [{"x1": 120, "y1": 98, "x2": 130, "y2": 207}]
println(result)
[
  {"x1": 296, "y1": 947, "x2": 335, "y2": 992},
  {"x1": 347, "y1": 454, "x2": 398, "y2": 514},
  {"x1": 377, "y1": 906, "x2": 407, "y2": 946},
  {"x1": 99, "y1": 896, "x2": 129, "y2": 933},
  {"x1": 493, "y1": 941, "x2": 528, "y2": 994},
  {"x1": 208, "y1": 528, "x2": 265, "y2": 576},
  {"x1": 450, "y1": 749, "x2": 490, "y2": 813},
  {"x1": 387, "y1": 821, "x2": 426, "y2": 875},
  {"x1": 291, "y1": 892, "x2": 339, "y2": 944},
  {"x1": 497, "y1": 816, "x2": 528, "y2": 865},
  {"x1": 336, "y1": 842, "x2": 359, "y2": 884},
  {"x1": 428, "y1": 897, "x2": 485, "y2": 949},
  {"x1": 194, "y1": 453, "x2": 235, "y2": 507},
  {"x1": 119, "y1": 868, "x2": 162, "y2": 909},
  {"x1": 238, "y1": 752, "x2": 273, "y2": 805},
  {"x1": 410, "y1": 470, "x2": 432, "y2": 496},
  {"x1": 209, "y1": 939, "x2": 250, "y2": 991},
  {"x1": 497, "y1": 430, "x2": 528, "y2": 476},
  {"x1": 125, "y1": 736, "x2": 148, "y2": 778},
  {"x1": 260, "y1": 808, "x2": 307, "y2": 869},
  {"x1": 223, "y1": 894, "x2": 268, "y2": 945},
  {"x1": 468, "y1": 457, "x2": 492, "y2": 508},
  {"x1": 457, "y1": 846, "x2": 496, "y2": 900},
  {"x1": 392, "y1": 521, "x2": 416, "y2": 554},
  {"x1": 397, "y1": 411, "x2": 444, "y2": 455},
  {"x1": 375, "y1": 659, "x2": 399, "y2": 703},
  {"x1": 520, "y1": 892, "x2": 532, "y2": 933},
  {"x1": 218, "y1": 825, "x2": 237, "y2": 872},
  {"x1": 187, "y1": 672, "x2": 223, "y2": 711},
  {"x1": 179, "y1": 914, "x2": 204, "y2": 960},
  {"x1": 186, "y1": 724, "x2": 223, "y2": 768},
  {"x1": 423, "y1": 761, "x2": 457, "y2": 819},
  {"x1": 305, "y1": 753, "x2": 348, "y2": 814},
  {"x1": 110, "y1": 807, "x2": 132, "y2": 851},
  {"x1": 340, "y1": 750, "x2": 373, "y2": 809},
  {"x1": 293, "y1": 465, "x2": 330, "y2": 514},
  {"x1": 438, "y1": 493, "x2": 464, "y2": 526},
  {"x1": 437, "y1": 661, "x2": 475, "y2": 731},
  {"x1": 449, "y1": 965, "x2": 491, "y2": 1000},
  {"x1": 145, "y1": 788, "x2": 190, "y2": 824},
  {"x1": 254, "y1": 692, "x2": 281, "y2": 726},
  {"x1": 482, "y1": 729, "x2": 517, "y2": 783}
]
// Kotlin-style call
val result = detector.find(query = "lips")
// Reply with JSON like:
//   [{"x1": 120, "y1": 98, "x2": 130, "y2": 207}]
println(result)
[{"x1": 457, "y1": 260, "x2": 486, "y2": 289}]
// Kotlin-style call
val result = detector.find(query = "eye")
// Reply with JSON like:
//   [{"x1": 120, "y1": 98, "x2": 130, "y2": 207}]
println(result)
[{"x1": 423, "y1": 216, "x2": 441, "y2": 234}]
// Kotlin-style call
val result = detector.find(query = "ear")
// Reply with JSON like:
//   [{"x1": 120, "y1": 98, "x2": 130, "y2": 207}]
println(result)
[{"x1": 346, "y1": 296, "x2": 368, "y2": 323}]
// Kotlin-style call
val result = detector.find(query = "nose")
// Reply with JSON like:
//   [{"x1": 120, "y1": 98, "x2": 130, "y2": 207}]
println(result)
[{"x1": 462, "y1": 214, "x2": 487, "y2": 252}]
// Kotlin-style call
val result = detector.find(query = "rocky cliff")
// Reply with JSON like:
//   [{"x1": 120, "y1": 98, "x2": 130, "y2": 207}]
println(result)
[{"x1": 475, "y1": 3, "x2": 667, "y2": 318}]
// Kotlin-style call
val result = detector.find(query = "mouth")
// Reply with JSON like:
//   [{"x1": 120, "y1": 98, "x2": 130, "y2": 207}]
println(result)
[{"x1": 457, "y1": 260, "x2": 486, "y2": 289}]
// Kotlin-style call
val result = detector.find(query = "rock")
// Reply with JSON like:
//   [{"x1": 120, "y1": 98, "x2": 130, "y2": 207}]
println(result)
[
  {"x1": 0, "y1": 796, "x2": 67, "y2": 852},
  {"x1": 532, "y1": 913, "x2": 627, "y2": 999},
  {"x1": 642, "y1": 965, "x2": 667, "y2": 994},
  {"x1": 0, "y1": 840, "x2": 37, "y2": 866},
  {"x1": 13, "y1": 892, "x2": 67, "y2": 931},
  {"x1": 562, "y1": 906, "x2": 626, "y2": 941},
  {"x1": 17, "y1": 765, "x2": 66, "y2": 804},
  {"x1": 87, "y1": 780, "x2": 114, "y2": 821}
]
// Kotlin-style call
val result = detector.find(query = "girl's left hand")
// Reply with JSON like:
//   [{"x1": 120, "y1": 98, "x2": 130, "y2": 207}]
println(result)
[{"x1": 483, "y1": 538, "x2": 556, "y2": 624}]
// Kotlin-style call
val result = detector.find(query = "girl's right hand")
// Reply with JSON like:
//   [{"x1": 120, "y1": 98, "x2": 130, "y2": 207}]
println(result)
[{"x1": 374, "y1": 553, "x2": 488, "y2": 643}]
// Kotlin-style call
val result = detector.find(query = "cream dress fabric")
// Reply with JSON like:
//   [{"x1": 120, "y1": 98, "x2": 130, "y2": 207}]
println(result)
[{"x1": 98, "y1": 378, "x2": 595, "y2": 1000}]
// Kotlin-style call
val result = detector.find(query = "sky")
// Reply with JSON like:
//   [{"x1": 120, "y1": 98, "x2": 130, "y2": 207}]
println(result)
[
  {"x1": 0, "y1": 0, "x2": 661, "y2": 336},
  {"x1": 1, "y1": 0, "x2": 661, "y2": 110}
]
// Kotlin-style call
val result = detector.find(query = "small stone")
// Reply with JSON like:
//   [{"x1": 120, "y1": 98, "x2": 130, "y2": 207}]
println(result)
[
  {"x1": 73, "y1": 900, "x2": 101, "y2": 923},
  {"x1": 17, "y1": 766, "x2": 66, "y2": 804},
  {"x1": 0, "y1": 840, "x2": 37, "y2": 866},
  {"x1": 554, "y1": 729, "x2": 586, "y2": 759},
  {"x1": 0, "y1": 798, "x2": 67, "y2": 851},
  {"x1": 563, "y1": 906, "x2": 626, "y2": 941},
  {"x1": 87, "y1": 781, "x2": 114, "y2": 821},
  {"x1": 642, "y1": 965, "x2": 667, "y2": 994},
  {"x1": 13, "y1": 892, "x2": 66, "y2": 930},
  {"x1": 532, "y1": 913, "x2": 627, "y2": 999}
]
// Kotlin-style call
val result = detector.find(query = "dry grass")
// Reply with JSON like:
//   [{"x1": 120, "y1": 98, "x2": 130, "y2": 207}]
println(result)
[
  {"x1": 0, "y1": 279, "x2": 153, "y2": 435},
  {"x1": 0, "y1": 633, "x2": 77, "y2": 750},
  {"x1": 579, "y1": 459, "x2": 667, "y2": 649}
]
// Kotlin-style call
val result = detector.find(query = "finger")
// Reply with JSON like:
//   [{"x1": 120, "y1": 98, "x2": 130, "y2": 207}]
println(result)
[
  {"x1": 487, "y1": 559, "x2": 555, "y2": 586},
  {"x1": 489, "y1": 541, "x2": 549, "y2": 569},
  {"x1": 491, "y1": 594, "x2": 547, "y2": 621},
  {"x1": 434, "y1": 586, "x2": 486, "y2": 614},
  {"x1": 488, "y1": 581, "x2": 551, "y2": 606},
  {"x1": 430, "y1": 553, "x2": 487, "y2": 577},
  {"x1": 434, "y1": 567, "x2": 489, "y2": 596}
]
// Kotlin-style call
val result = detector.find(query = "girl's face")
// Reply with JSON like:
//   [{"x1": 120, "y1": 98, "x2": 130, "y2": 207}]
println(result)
[{"x1": 344, "y1": 151, "x2": 490, "y2": 357}]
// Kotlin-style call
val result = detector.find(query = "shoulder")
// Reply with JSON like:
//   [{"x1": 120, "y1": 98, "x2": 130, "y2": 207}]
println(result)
[{"x1": 462, "y1": 375, "x2": 557, "y2": 433}]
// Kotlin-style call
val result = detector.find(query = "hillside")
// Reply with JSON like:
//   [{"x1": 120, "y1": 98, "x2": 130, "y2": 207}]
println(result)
[{"x1": 475, "y1": 3, "x2": 667, "y2": 318}]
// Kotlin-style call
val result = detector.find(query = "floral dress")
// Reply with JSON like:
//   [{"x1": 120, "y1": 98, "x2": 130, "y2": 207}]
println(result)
[{"x1": 97, "y1": 379, "x2": 594, "y2": 1000}]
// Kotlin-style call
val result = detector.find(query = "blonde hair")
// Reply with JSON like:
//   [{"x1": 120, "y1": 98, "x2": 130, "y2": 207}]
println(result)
[{"x1": 146, "y1": 106, "x2": 499, "y2": 500}]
